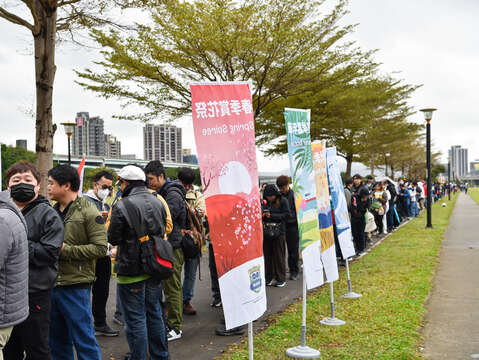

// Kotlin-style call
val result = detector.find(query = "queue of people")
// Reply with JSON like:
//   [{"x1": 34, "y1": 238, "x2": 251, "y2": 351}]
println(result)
[{"x1": 0, "y1": 159, "x2": 440, "y2": 360}]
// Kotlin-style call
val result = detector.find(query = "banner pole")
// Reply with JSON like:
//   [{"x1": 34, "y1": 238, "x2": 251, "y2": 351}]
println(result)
[
  {"x1": 320, "y1": 281, "x2": 345, "y2": 326},
  {"x1": 285, "y1": 274, "x2": 320, "y2": 358},
  {"x1": 248, "y1": 322, "x2": 253, "y2": 360},
  {"x1": 342, "y1": 258, "x2": 362, "y2": 299}
]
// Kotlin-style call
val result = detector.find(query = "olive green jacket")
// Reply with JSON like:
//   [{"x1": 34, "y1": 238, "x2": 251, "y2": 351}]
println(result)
[{"x1": 56, "y1": 197, "x2": 108, "y2": 286}]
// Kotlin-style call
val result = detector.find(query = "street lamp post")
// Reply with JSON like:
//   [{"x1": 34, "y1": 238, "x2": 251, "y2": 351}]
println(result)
[
  {"x1": 448, "y1": 156, "x2": 451, "y2": 201},
  {"x1": 60, "y1": 122, "x2": 76, "y2": 166},
  {"x1": 420, "y1": 108, "x2": 437, "y2": 228}
]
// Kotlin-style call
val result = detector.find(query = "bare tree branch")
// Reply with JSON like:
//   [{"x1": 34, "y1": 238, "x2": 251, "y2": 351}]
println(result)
[
  {"x1": 58, "y1": 0, "x2": 81, "y2": 6},
  {"x1": 0, "y1": 5, "x2": 34, "y2": 31}
]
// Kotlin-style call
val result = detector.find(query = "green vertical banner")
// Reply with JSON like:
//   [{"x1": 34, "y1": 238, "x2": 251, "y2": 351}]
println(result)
[{"x1": 284, "y1": 108, "x2": 324, "y2": 290}]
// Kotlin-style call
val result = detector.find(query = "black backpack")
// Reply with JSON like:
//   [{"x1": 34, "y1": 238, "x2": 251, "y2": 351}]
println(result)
[{"x1": 121, "y1": 197, "x2": 174, "y2": 280}]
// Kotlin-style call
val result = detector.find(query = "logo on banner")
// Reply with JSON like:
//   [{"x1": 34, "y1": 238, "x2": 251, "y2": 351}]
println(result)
[{"x1": 248, "y1": 265, "x2": 262, "y2": 293}]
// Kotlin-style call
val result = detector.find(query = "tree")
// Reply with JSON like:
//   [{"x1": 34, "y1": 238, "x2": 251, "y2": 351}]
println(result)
[
  {"x1": 1, "y1": 144, "x2": 37, "y2": 188},
  {"x1": 0, "y1": 0, "x2": 130, "y2": 194},
  {"x1": 76, "y1": 0, "x2": 373, "y2": 124}
]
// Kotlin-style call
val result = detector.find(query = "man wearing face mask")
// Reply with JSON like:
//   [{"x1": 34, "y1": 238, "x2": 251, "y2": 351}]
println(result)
[
  {"x1": 83, "y1": 170, "x2": 120, "y2": 337},
  {"x1": 3, "y1": 161, "x2": 64, "y2": 360}
]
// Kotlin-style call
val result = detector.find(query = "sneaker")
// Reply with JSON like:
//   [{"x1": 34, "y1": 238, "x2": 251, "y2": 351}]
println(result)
[
  {"x1": 266, "y1": 279, "x2": 274, "y2": 286},
  {"x1": 289, "y1": 273, "x2": 298, "y2": 281},
  {"x1": 112, "y1": 314, "x2": 124, "y2": 327},
  {"x1": 274, "y1": 281, "x2": 286, "y2": 288},
  {"x1": 167, "y1": 328, "x2": 182, "y2": 341},
  {"x1": 210, "y1": 298, "x2": 222, "y2": 308},
  {"x1": 215, "y1": 325, "x2": 245, "y2": 336},
  {"x1": 183, "y1": 300, "x2": 197, "y2": 315},
  {"x1": 95, "y1": 324, "x2": 120, "y2": 337}
]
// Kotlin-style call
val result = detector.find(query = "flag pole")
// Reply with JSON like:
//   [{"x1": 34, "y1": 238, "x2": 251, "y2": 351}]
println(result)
[
  {"x1": 342, "y1": 258, "x2": 362, "y2": 299},
  {"x1": 320, "y1": 281, "x2": 345, "y2": 326},
  {"x1": 285, "y1": 273, "x2": 321, "y2": 358},
  {"x1": 248, "y1": 322, "x2": 254, "y2": 360}
]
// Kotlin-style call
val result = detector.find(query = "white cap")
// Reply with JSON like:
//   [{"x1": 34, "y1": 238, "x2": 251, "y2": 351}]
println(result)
[{"x1": 118, "y1": 165, "x2": 146, "y2": 181}]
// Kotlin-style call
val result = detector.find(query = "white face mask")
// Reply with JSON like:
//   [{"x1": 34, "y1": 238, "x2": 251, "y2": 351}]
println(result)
[{"x1": 97, "y1": 188, "x2": 110, "y2": 201}]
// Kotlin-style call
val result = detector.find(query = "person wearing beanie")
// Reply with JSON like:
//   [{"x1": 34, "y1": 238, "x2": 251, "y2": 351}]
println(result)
[{"x1": 262, "y1": 184, "x2": 291, "y2": 287}]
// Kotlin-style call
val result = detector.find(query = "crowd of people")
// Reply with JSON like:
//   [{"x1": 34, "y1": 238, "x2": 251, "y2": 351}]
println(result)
[{"x1": 0, "y1": 159, "x2": 460, "y2": 360}]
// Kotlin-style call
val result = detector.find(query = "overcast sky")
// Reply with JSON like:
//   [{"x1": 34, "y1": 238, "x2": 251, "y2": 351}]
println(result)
[{"x1": 1, "y1": 0, "x2": 478, "y2": 171}]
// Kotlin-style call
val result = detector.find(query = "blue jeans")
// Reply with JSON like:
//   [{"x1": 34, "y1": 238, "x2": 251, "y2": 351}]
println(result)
[
  {"x1": 115, "y1": 282, "x2": 124, "y2": 322},
  {"x1": 410, "y1": 202, "x2": 418, "y2": 217},
  {"x1": 118, "y1": 278, "x2": 169, "y2": 360},
  {"x1": 182, "y1": 255, "x2": 199, "y2": 302},
  {"x1": 50, "y1": 286, "x2": 101, "y2": 360}
]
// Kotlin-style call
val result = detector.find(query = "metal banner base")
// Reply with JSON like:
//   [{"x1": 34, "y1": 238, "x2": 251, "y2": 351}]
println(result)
[
  {"x1": 320, "y1": 317, "x2": 346, "y2": 326},
  {"x1": 343, "y1": 291, "x2": 362, "y2": 299},
  {"x1": 286, "y1": 345, "x2": 321, "y2": 359}
]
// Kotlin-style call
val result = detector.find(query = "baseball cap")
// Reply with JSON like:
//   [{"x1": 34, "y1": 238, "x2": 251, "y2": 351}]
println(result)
[{"x1": 117, "y1": 165, "x2": 145, "y2": 181}]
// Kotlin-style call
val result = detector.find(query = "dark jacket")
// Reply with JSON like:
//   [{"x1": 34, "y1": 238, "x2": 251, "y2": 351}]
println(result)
[
  {"x1": 21, "y1": 196, "x2": 63, "y2": 293},
  {"x1": 263, "y1": 196, "x2": 291, "y2": 235},
  {"x1": 108, "y1": 185, "x2": 169, "y2": 277},
  {"x1": 54, "y1": 197, "x2": 108, "y2": 286},
  {"x1": 160, "y1": 181, "x2": 187, "y2": 250},
  {"x1": 350, "y1": 193, "x2": 371, "y2": 220},
  {"x1": 281, "y1": 189, "x2": 297, "y2": 226},
  {"x1": 0, "y1": 191, "x2": 29, "y2": 328}
]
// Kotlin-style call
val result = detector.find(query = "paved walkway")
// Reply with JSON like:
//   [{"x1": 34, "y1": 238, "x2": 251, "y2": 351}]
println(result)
[{"x1": 423, "y1": 193, "x2": 479, "y2": 359}]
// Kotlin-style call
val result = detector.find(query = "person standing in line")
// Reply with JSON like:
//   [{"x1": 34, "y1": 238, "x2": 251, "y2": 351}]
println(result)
[
  {"x1": 0, "y1": 191, "x2": 29, "y2": 360},
  {"x1": 177, "y1": 168, "x2": 206, "y2": 316},
  {"x1": 350, "y1": 187, "x2": 371, "y2": 255},
  {"x1": 344, "y1": 177, "x2": 353, "y2": 215},
  {"x1": 144, "y1": 161, "x2": 187, "y2": 342},
  {"x1": 262, "y1": 184, "x2": 291, "y2": 288},
  {"x1": 276, "y1": 175, "x2": 300, "y2": 281},
  {"x1": 83, "y1": 170, "x2": 120, "y2": 337},
  {"x1": 107, "y1": 165, "x2": 170, "y2": 360},
  {"x1": 351, "y1": 174, "x2": 363, "y2": 194},
  {"x1": 3, "y1": 162, "x2": 63, "y2": 360},
  {"x1": 47, "y1": 165, "x2": 107, "y2": 360}
]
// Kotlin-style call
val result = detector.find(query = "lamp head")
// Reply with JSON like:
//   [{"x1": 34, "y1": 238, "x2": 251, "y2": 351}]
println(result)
[
  {"x1": 420, "y1": 108, "x2": 437, "y2": 123},
  {"x1": 61, "y1": 122, "x2": 76, "y2": 137}
]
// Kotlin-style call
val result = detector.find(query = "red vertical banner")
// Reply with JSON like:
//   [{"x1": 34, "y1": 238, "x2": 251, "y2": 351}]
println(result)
[{"x1": 190, "y1": 82, "x2": 266, "y2": 329}]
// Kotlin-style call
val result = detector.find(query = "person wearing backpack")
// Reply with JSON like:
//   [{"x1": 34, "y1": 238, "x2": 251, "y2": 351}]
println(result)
[
  {"x1": 107, "y1": 165, "x2": 170, "y2": 360},
  {"x1": 177, "y1": 167, "x2": 206, "y2": 316},
  {"x1": 145, "y1": 161, "x2": 187, "y2": 342}
]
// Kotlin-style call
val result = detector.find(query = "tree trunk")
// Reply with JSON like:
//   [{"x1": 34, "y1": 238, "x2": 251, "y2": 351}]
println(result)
[
  {"x1": 346, "y1": 153, "x2": 353, "y2": 177},
  {"x1": 390, "y1": 165, "x2": 394, "y2": 179},
  {"x1": 34, "y1": 1, "x2": 57, "y2": 196}
]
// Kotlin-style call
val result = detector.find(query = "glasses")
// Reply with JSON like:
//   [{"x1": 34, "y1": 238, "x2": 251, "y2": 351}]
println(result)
[{"x1": 97, "y1": 183, "x2": 113, "y2": 191}]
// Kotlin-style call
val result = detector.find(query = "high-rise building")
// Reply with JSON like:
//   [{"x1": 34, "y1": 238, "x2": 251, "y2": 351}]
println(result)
[
  {"x1": 449, "y1": 145, "x2": 468, "y2": 179},
  {"x1": 121, "y1": 154, "x2": 137, "y2": 160},
  {"x1": 105, "y1": 134, "x2": 121, "y2": 159},
  {"x1": 16, "y1": 139, "x2": 27, "y2": 149},
  {"x1": 72, "y1": 112, "x2": 105, "y2": 157},
  {"x1": 143, "y1": 124, "x2": 183, "y2": 162}
]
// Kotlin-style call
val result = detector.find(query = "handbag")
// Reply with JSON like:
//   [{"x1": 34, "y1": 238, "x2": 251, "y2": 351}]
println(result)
[
  {"x1": 263, "y1": 222, "x2": 281, "y2": 239},
  {"x1": 122, "y1": 197, "x2": 174, "y2": 280}
]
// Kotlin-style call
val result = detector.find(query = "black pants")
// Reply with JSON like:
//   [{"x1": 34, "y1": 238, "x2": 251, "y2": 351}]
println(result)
[
  {"x1": 285, "y1": 224, "x2": 300, "y2": 276},
  {"x1": 208, "y1": 242, "x2": 220, "y2": 302},
  {"x1": 351, "y1": 216, "x2": 366, "y2": 254},
  {"x1": 4, "y1": 290, "x2": 52, "y2": 360},
  {"x1": 263, "y1": 234, "x2": 286, "y2": 283},
  {"x1": 92, "y1": 256, "x2": 111, "y2": 327},
  {"x1": 373, "y1": 211, "x2": 383, "y2": 233}
]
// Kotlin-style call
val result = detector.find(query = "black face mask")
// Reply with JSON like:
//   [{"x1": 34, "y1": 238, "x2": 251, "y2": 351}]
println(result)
[{"x1": 10, "y1": 183, "x2": 36, "y2": 203}]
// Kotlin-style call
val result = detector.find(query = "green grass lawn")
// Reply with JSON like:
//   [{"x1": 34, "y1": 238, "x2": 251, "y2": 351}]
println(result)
[
  {"x1": 467, "y1": 188, "x2": 479, "y2": 205},
  {"x1": 219, "y1": 194, "x2": 458, "y2": 360}
]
